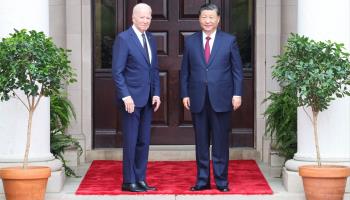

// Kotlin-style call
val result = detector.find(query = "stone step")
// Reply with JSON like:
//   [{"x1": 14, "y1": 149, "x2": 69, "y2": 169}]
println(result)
[{"x1": 86, "y1": 146, "x2": 260, "y2": 162}]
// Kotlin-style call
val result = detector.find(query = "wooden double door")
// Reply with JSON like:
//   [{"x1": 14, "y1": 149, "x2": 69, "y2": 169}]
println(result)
[{"x1": 93, "y1": 0, "x2": 254, "y2": 148}]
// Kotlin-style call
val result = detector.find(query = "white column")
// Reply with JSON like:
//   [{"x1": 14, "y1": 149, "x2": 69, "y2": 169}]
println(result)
[
  {"x1": 0, "y1": 0, "x2": 64, "y2": 193},
  {"x1": 283, "y1": 0, "x2": 350, "y2": 192},
  {"x1": 0, "y1": 97, "x2": 53, "y2": 162}
]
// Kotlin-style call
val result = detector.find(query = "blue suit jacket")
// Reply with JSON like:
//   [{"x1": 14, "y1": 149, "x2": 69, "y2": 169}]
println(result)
[
  {"x1": 112, "y1": 27, "x2": 160, "y2": 107},
  {"x1": 180, "y1": 30, "x2": 243, "y2": 113}
]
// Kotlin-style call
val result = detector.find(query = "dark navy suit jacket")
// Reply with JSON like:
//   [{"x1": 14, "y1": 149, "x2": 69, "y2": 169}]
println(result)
[
  {"x1": 180, "y1": 30, "x2": 243, "y2": 113},
  {"x1": 112, "y1": 27, "x2": 160, "y2": 107}
]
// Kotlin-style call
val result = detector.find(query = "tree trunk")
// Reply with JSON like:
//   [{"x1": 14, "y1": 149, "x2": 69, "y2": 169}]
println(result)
[
  {"x1": 312, "y1": 111, "x2": 321, "y2": 166},
  {"x1": 23, "y1": 108, "x2": 34, "y2": 168}
]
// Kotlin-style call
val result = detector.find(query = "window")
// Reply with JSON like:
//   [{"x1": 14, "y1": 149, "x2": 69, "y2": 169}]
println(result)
[
  {"x1": 228, "y1": 0, "x2": 253, "y2": 70},
  {"x1": 94, "y1": 0, "x2": 116, "y2": 69}
]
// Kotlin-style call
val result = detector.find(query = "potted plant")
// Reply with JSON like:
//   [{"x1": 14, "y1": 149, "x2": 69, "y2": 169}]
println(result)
[
  {"x1": 0, "y1": 29, "x2": 76, "y2": 200},
  {"x1": 50, "y1": 91, "x2": 82, "y2": 177},
  {"x1": 273, "y1": 33, "x2": 350, "y2": 200},
  {"x1": 264, "y1": 85, "x2": 298, "y2": 162}
]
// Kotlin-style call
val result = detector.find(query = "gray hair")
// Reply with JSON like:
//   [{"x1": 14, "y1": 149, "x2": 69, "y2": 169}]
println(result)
[{"x1": 132, "y1": 3, "x2": 152, "y2": 16}]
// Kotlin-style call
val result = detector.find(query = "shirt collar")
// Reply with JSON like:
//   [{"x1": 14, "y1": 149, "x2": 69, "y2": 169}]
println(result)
[
  {"x1": 202, "y1": 30, "x2": 217, "y2": 40},
  {"x1": 132, "y1": 25, "x2": 145, "y2": 37}
]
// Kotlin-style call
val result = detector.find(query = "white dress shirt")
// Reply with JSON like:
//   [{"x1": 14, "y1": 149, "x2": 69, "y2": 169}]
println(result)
[
  {"x1": 202, "y1": 30, "x2": 216, "y2": 53},
  {"x1": 132, "y1": 25, "x2": 152, "y2": 63}
]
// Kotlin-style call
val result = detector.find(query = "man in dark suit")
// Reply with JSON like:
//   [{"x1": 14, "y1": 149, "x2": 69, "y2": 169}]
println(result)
[
  {"x1": 180, "y1": 3, "x2": 243, "y2": 192},
  {"x1": 112, "y1": 3, "x2": 161, "y2": 192}
]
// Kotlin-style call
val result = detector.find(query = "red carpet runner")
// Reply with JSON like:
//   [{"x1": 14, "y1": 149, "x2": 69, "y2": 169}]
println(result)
[{"x1": 76, "y1": 160, "x2": 273, "y2": 195}]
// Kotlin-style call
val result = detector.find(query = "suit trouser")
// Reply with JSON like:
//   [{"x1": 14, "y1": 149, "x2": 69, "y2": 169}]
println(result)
[
  {"x1": 120, "y1": 101, "x2": 152, "y2": 184},
  {"x1": 191, "y1": 88, "x2": 231, "y2": 187}
]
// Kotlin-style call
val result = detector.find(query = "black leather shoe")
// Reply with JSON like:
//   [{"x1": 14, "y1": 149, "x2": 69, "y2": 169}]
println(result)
[
  {"x1": 190, "y1": 185, "x2": 211, "y2": 191},
  {"x1": 121, "y1": 183, "x2": 146, "y2": 192},
  {"x1": 217, "y1": 186, "x2": 230, "y2": 192},
  {"x1": 137, "y1": 181, "x2": 157, "y2": 191}
]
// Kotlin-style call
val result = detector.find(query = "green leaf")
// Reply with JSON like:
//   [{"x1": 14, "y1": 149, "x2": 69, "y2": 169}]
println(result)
[
  {"x1": 0, "y1": 29, "x2": 77, "y2": 105},
  {"x1": 0, "y1": 29, "x2": 78, "y2": 169},
  {"x1": 269, "y1": 33, "x2": 350, "y2": 165}
]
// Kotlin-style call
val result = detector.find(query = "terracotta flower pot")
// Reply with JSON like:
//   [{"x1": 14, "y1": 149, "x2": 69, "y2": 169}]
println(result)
[
  {"x1": 0, "y1": 166, "x2": 51, "y2": 200},
  {"x1": 299, "y1": 165, "x2": 350, "y2": 200}
]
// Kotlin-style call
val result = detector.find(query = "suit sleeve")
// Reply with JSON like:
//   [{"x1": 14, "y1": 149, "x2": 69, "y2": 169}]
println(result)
[
  {"x1": 180, "y1": 38, "x2": 190, "y2": 98},
  {"x1": 230, "y1": 37, "x2": 243, "y2": 96},
  {"x1": 151, "y1": 38, "x2": 161, "y2": 97},
  {"x1": 112, "y1": 35, "x2": 130, "y2": 99}
]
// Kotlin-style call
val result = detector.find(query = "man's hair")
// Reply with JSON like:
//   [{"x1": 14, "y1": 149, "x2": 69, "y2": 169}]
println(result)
[
  {"x1": 198, "y1": 3, "x2": 220, "y2": 16},
  {"x1": 132, "y1": 3, "x2": 152, "y2": 16}
]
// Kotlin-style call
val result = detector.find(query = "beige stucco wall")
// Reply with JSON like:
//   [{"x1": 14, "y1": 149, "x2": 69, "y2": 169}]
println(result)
[
  {"x1": 49, "y1": 0, "x2": 66, "y2": 48},
  {"x1": 49, "y1": 0, "x2": 91, "y2": 163},
  {"x1": 48, "y1": 0, "x2": 298, "y2": 163},
  {"x1": 255, "y1": 0, "x2": 297, "y2": 163}
]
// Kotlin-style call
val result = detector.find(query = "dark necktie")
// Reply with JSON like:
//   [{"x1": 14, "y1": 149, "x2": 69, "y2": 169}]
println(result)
[
  {"x1": 204, "y1": 36, "x2": 211, "y2": 64},
  {"x1": 141, "y1": 33, "x2": 150, "y2": 63}
]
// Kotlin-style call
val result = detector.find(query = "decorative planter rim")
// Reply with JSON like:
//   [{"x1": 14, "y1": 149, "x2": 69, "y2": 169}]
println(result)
[
  {"x1": 299, "y1": 165, "x2": 350, "y2": 178},
  {"x1": 0, "y1": 166, "x2": 51, "y2": 180}
]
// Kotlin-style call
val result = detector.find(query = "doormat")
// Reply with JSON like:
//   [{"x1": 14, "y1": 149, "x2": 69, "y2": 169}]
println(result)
[{"x1": 76, "y1": 160, "x2": 273, "y2": 195}]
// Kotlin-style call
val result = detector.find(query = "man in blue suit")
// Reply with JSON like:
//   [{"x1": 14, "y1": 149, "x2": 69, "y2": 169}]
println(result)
[
  {"x1": 112, "y1": 3, "x2": 161, "y2": 192},
  {"x1": 180, "y1": 3, "x2": 243, "y2": 192}
]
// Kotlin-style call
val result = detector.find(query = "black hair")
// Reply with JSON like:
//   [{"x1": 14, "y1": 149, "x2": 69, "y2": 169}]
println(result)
[{"x1": 198, "y1": 3, "x2": 220, "y2": 16}]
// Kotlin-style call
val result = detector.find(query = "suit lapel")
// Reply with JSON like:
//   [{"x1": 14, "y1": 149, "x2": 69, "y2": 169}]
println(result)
[
  {"x1": 197, "y1": 33, "x2": 207, "y2": 67},
  {"x1": 146, "y1": 32, "x2": 155, "y2": 65},
  {"x1": 207, "y1": 30, "x2": 221, "y2": 66},
  {"x1": 129, "y1": 28, "x2": 151, "y2": 65},
  {"x1": 197, "y1": 31, "x2": 222, "y2": 67}
]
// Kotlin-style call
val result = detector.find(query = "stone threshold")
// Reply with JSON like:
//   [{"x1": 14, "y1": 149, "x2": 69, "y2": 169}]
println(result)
[{"x1": 85, "y1": 146, "x2": 260, "y2": 162}]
